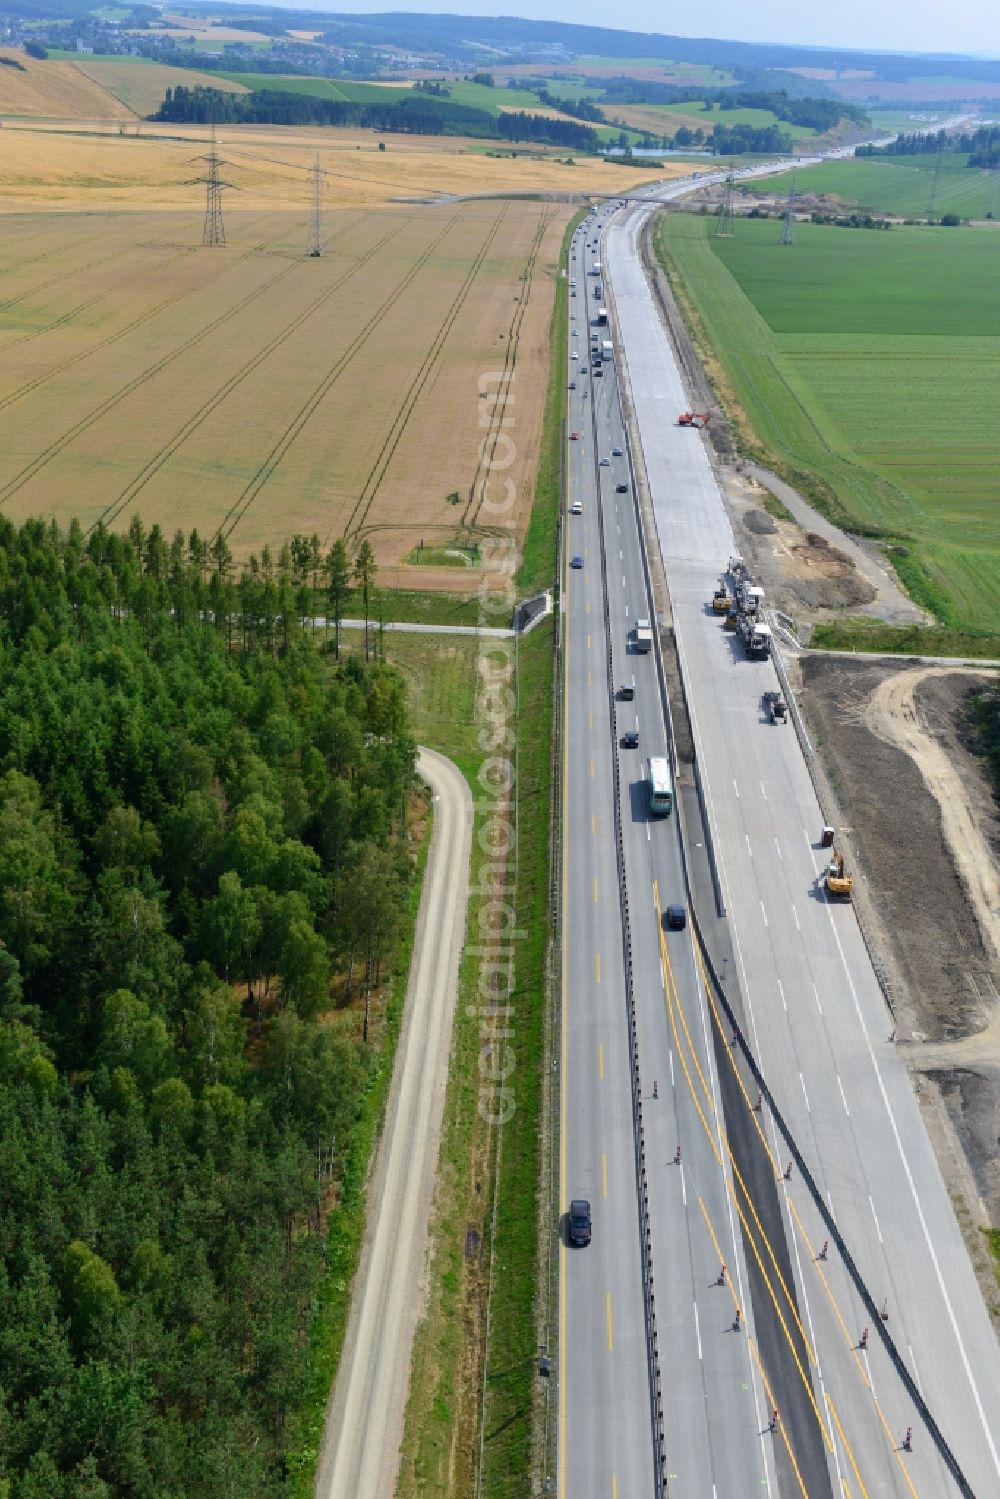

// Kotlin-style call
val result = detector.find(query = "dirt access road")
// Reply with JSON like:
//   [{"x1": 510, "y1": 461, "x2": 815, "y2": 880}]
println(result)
[
  {"x1": 866, "y1": 665, "x2": 1000, "y2": 974},
  {"x1": 315, "y1": 747, "x2": 472, "y2": 1499}
]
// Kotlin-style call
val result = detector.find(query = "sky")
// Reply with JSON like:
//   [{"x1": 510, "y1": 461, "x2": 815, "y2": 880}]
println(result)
[{"x1": 272, "y1": 0, "x2": 999, "y2": 58}]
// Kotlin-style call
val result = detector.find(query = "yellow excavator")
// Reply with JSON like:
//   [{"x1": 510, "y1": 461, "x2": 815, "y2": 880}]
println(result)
[
  {"x1": 712, "y1": 581, "x2": 733, "y2": 613},
  {"x1": 825, "y1": 849, "x2": 854, "y2": 900}
]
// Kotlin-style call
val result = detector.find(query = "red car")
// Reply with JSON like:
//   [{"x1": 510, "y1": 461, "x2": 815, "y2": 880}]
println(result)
[{"x1": 569, "y1": 431, "x2": 581, "y2": 441}]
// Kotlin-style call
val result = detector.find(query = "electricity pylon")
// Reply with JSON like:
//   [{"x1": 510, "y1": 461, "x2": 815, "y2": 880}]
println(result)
[
  {"x1": 780, "y1": 172, "x2": 798, "y2": 245},
  {"x1": 308, "y1": 154, "x2": 323, "y2": 257},
  {"x1": 715, "y1": 170, "x2": 735, "y2": 237},
  {"x1": 195, "y1": 123, "x2": 232, "y2": 247},
  {"x1": 927, "y1": 145, "x2": 943, "y2": 219}
]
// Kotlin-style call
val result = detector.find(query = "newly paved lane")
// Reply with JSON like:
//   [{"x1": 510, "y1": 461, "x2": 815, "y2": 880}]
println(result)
[{"x1": 606, "y1": 195, "x2": 1000, "y2": 1498}]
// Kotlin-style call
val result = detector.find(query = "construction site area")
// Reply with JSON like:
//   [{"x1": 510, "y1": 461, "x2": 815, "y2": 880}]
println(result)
[{"x1": 643, "y1": 208, "x2": 1000, "y2": 1310}]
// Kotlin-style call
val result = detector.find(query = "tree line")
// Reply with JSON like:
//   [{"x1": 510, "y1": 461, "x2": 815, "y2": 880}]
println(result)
[
  {"x1": 709, "y1": 121, "x2": 792, "y2": 155},
  {"x1": 857, "y1": 124, "x2": 1000, "y2": 170},
  {"x1": 0, "y1": 515, "x2": 416, "y2": 1495},
  {"x1": 153, "y1": 84, "x2": 599, "y2": 148}
]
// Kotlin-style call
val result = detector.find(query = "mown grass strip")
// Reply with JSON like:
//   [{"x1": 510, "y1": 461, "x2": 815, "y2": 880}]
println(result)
[
  {"x1": 480, "y1": 616, "x2": 556, "y2": 1496},
  {"x1": 518, "y1": 208, "x2": 587, "y2": 597}
]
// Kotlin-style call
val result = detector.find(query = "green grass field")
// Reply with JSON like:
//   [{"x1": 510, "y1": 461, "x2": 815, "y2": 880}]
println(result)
[
  {"x1": 768, "y1": 154, "x2": 1000, "y2": 220},
  {"x1": 214, "y1": 72, "x2": 409, "y2": 103},
  {"x1": 658, "y1": 213, "x2": 1000, "y2": 634},
  {"x1": 671, "y1": 99, "x2": 818, "y2": 136}
]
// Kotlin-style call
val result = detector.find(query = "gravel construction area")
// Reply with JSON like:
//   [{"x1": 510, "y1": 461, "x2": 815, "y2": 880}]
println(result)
[{"x1": 798, "y1": 654, "x2": 1000, "y2": 1246}]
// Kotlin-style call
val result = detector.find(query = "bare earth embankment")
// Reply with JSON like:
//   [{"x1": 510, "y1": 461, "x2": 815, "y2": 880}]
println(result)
[{"x1": 798, "y1": 655, "x2": 1000, "y2": 1302}]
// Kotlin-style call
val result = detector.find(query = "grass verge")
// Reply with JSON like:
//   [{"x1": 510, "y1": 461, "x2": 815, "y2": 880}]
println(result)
[
  {"x1": 284, "y1": 783, "x2": 433, "y2": 1495},
  {"x1": 653, "y1": 212, "x2": 1000, "y2": 634},
  {"x1": 517, "y1": 207, "x2": 587, "y2": 597},
  {"x1": 480, "y1": 617, "x2": 555, "y2": 1496},
  {"x1": 811, "y1": 617, "x2": 1000, "y2": 659}
]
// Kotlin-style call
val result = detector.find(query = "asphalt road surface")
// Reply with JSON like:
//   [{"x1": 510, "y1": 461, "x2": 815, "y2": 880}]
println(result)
[
  {"x1": 597, "y1": 183, "x2": 1000, "y2": 1497},
  {"x1": 560, "y1": 203, "x2": 831, "y2": 1499},
  {"x1": 316, "y1": 747, "x2": 472, "y2": 1499}
]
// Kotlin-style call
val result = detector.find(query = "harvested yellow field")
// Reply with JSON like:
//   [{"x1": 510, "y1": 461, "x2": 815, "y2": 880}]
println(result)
[
  {"x1": 0, "y1": 118, "x2": 684, "y2": 209},
  {"x1": 151, "y1": 15, "x2": 272, "y2": 42},
  {"x1": 0, "y1": 48, "x2": 131, "y2": 119},
  {"x1": 74, "y1": 59, "x2": 248, "y2": 118},
  {"x1": 0, "y1": 200, "x2": 564, "y2": 588}
]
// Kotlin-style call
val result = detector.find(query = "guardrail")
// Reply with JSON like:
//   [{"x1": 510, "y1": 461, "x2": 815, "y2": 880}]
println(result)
[
  {"x1": 607, "y1": 203, "x2": 968, "y2": 1494},
  {"x1": 590, "y1": 244, "x2": 667, "y2": 1493}
]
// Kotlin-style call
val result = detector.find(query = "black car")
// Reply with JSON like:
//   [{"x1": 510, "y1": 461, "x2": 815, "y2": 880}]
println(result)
[
  {"x1": 616, "y1": 482, "x2": 629, "y2": 494},
  {"x1": 621, "y1": 729, "x2": 639, "y2": 749},
  {"x1": 568, "y1": 1199, "x2": 592, "y2": 1247},
  {"x1": 665, "y1": 904, "x2": 687, "y2": 931}
]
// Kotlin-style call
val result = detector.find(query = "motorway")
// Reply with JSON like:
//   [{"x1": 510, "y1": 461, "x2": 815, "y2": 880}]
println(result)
[
  {"x1": 560, "y1": 207, "x2": 829, "y2": 1499},
  {"x1": 560, "y1": 176, "x2": 1000, "y2": 1499}
]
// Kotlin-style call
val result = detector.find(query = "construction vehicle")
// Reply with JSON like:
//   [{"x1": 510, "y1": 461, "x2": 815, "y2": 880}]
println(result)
[
  {"x1": 724, "y1": 610, "x2": 739, "y2": 632},
  {"x1": 738, "y1": 583, "x2": 765, "y2": 616},
  {"x1": 762, "y1": 690, "x2": 787, "y2": 723},
  {"x1": 712, "y1": 582, "x2": 733, "y2": 613},
  {"x1": 678, "y1": 411, "x2": 711, "y2": 428},
  {"x1": 737, "y1": 615, "x2": 772, "y2": 659},
  {"x1": 824, "y1": 849, "x2": 854, "y2": 900}
]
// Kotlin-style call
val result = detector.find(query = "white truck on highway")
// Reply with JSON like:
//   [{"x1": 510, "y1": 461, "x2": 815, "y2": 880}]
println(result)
[
  {"x1": 601, "y1": 339, "x2": 613, "y2": 362},
  {"x1": 591, "y1": 261, "x2": 601, "y2": 276},
  {"x1": 633, "y1": 618, "x2": 652, "y2": 653}
]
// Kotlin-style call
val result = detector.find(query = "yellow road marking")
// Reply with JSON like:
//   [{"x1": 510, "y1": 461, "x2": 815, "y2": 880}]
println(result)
[
  {"x1": 587, "y1": 632, "x2": 592, "y2": 650},
  {"x1": 593, "y1": 876, "x2": 598, "y2": 903},
  {"x1": 586, "y1": 600, "x2": 591, "y2": 615},
  {"x1": 590, "y1": 757, "x2": 595, "y2": 778},
  {"x1": 591, "y1": 814, "x2": 597, "y2": 836},
  {"x1": 606, "y1": 1293, "x2": 613, "y2": 1351},
  {"x1": 611, "y1": 1477, "x2": 618, "y2": 1499},
  {"x1": 691, "y1": 929, "x2": 908, "y2": 1492},
  {"x1": 587, "y1": 669, "x2": 592, "y2": 688},
  {"x1": 746, "y1": 1337, "x2": 810, "y2": 1499},
  {"x1": 595, "y1": 951, "x2": 601, "y2": 983},
  {"x1": 598, "y1": 1042, "x2": 605, "y2": 1080},
  {"x1": 589, "y1": 711, "x2": 593, "y2": 730},
  {"x1": 826, "y1": 1395, "x2": 871, "y2": 1499},
  {"x1": 654, "y1": 891, "x2": 829, "y2": 1448},
  {"x1": 602, "y1": 1152, "x2": 608, "y2": 1199}
]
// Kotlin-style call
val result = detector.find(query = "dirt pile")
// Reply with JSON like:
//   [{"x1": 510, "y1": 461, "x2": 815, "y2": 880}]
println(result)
[{"x1": 737, "y1": 506, "x2": 878, "y2": 615}]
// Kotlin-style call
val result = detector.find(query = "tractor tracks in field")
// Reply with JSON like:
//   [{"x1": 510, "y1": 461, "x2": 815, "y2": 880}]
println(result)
[
  {"x1": 213, "y1": 208, "x2": 466, "y2": 548},
  {"x1": 0, "y1": 232, "x2": 121, "y2": 317},
  {"x1": 93, "y1": 214, "x2": 413, "y2": 534},
  {"x1": 336, "y1": 202, "x2": 511, "y2": 549},
  {"x1": 463, "y1": 206, "x2": 552, "y2": 532},
  {"x1": 0, "y1": 216, "x2": 358, "y2": 509},
  {"x1": 0, "y1": 211, "x2": 291, "y2": 422}
]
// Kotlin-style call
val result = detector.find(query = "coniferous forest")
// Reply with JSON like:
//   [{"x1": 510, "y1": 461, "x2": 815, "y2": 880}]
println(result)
[{"x1": 0, "y1": 516, "x2": 415, "y2": 1496}]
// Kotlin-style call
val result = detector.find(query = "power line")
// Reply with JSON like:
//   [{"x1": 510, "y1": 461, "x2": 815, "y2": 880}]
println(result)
[{"x1": 308, "y1": 153, "x2": 323, "y2": 257}]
